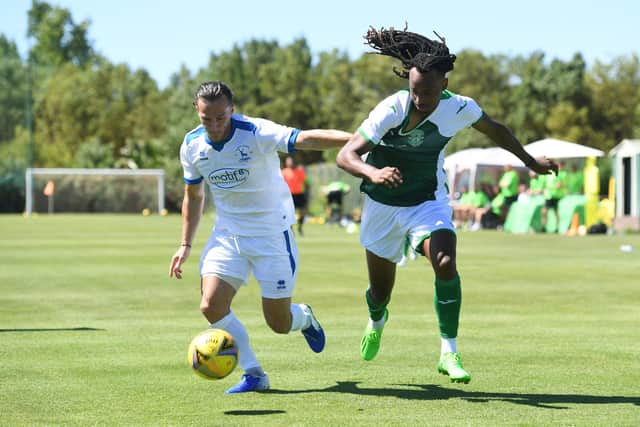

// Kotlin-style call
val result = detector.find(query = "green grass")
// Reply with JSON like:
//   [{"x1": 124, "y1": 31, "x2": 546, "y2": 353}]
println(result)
[{"x1": 1, "y1": 214, "x2": 639, "y2": 426}]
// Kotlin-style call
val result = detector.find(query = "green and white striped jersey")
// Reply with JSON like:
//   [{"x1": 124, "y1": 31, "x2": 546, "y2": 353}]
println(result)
[{"x1": 358, "y1": 89, "x2": 483, "y2": 206}]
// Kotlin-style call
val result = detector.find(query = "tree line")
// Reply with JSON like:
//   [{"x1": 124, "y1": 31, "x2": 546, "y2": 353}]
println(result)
[{"x1": 1, "y1": 1, "x2": 639, "y2": 212}]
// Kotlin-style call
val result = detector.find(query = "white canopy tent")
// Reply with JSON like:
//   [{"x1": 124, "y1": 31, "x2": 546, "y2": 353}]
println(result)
[
  {"x1": 445, "y1": 147, "x2": 526, "y2": 193},
  {"x1": 445, "y1": 139, "x2": 605, "y2": 193},
  {"x1": 524, "y1": 138, "x2": 604, "y2": 159}
]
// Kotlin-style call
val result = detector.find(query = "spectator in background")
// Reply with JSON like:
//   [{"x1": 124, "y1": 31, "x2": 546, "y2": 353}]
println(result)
[
  {"x1": 282, "y1": 155, "x2": 309, "y2": 235},
  {"x1": 481, "y1": 164, "x2": 519, "y2": 228},
  {"x1": 323, "y1": 180, "x2": 351, "y2": 224},
  {"x1": 565, "y1": 163, "x2": 584, "y2": 195},
  {"x1": 527, "y1": 170, "x2": 545, "y2": 197},
  {"x1": 541, "y1": 161, "x2": 565, "y2": 232},
  {"x1": 454, "y1": 186, "x2": 490, "y2": 230},
  {"x1": 497, "y1": 164, "x2": 519, "y2": 212},
  {"x1": 516, "y1": 183, "x2": 530, "y2": 203}
]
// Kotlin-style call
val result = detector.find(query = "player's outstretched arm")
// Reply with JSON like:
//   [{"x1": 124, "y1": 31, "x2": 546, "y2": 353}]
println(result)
[
  {"x1": 294, "y1": 129, "x2": 353, "y2": 150},
  {"x1": 473, "y1": 113, "x2": 558, "y2": 175},
  {"x1": 169, "y1": 183, "x2": 205, "y2": 279}
]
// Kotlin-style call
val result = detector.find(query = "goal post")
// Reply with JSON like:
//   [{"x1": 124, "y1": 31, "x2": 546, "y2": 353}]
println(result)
[{"x1": 25, "y1": 168, "x2": 165, "y2": 215}]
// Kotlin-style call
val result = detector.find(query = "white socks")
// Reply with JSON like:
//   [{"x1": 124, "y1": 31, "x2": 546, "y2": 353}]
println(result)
[
  {"x1": 441, "y1": 337, "x2": 457, "y2": 354},
  {"x1": 289, "y1": 303, "x2": 312, "y2": 332},
  {"x1": 368, "y1": 316, "x2": 386, "y2": 330},
  {"x1": 210, "y1": 312, "x2": 264, "y2": 376}
]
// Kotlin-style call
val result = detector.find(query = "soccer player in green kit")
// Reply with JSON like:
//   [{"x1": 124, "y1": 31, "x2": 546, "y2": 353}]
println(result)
[{"x1": 337, "y1": 25, "x2": 558, "y2": 383}]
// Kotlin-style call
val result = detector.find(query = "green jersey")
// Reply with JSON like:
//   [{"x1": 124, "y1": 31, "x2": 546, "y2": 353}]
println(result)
[
  {"x1": 459, "y1": 191, "x2": 489, "y2": 207},
  {"x1": 326, "y1": 181, "x2": 350, "y2": 193},
  {"x1": 358, "y1": 90, "x2": 483, "y2": 206},
  {"x1": 566, "y1": 170, "x2": 584, "y2": 194},
  {"x1": 499, "y1": 170, "x2": 519, "y2": 198},
  {"x1": 529, "y1": 175, "x2": 546, "y2": 193},
  {"x1": 544, "y1": 173, "x2": 565, "y2": 199}
]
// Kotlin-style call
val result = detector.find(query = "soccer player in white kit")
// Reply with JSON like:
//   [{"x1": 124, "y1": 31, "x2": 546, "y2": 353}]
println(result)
[
  {"x1": 337, "y1": 26, "x2": 558, "y2": 383},
  {"x1": 169, "y1": 81, "x2": 352, "y2": 393}
]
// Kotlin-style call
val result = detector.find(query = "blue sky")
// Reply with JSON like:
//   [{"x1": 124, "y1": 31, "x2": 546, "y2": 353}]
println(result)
[{"x1": 2, "y1": 0, "x2": 638, "y2": 88}]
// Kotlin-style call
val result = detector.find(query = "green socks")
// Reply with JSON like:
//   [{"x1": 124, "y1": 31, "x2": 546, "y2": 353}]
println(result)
[
  {"x1": 434, "y1": 275, "x2": 461, "y2": 339},
  {"x1": 365, "y1": 288, "x2": 389, "y2": 322}
]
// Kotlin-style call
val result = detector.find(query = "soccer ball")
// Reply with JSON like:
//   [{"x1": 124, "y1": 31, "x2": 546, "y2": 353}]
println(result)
[{"x1": 187, "y1": 329, "x2": 239, "y2": 380}]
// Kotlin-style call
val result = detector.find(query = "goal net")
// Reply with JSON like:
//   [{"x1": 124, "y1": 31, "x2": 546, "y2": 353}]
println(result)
[{"x1": 25, "y1": 168, "x2": 165, "y2": 215}]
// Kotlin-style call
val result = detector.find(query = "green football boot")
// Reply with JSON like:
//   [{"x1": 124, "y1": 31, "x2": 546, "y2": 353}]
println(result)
[
  {"x1": 437, "y1": 352, "x2": 471, "y2": 383},
  {"x1": 360, "y1": 309, "x2": 388, "y2": 361}
]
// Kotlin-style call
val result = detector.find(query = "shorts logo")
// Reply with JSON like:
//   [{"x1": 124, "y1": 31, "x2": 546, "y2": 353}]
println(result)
[
  {"x1": 208, "y1": 168, "x2": 249, "y2": 188},
  {"x1": 277, "y1": 280, "x2": 286, "y2": 290}
]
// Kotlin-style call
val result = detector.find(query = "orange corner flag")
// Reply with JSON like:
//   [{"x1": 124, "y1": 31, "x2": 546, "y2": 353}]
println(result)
[{"x1": 43, "y1": 180, "x2": 55, "y2": 196}]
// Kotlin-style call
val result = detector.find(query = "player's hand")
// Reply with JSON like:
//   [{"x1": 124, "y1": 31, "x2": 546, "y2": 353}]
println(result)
[
  {"x1": 529, "y1": 156, "x2": 558, "y2": 175},
  {"x1": 370, "y1": 166, "x2": 403, "y2": 188},
  {"x1": 169, "y1": 246, "x2": 190, "y2": 279}
]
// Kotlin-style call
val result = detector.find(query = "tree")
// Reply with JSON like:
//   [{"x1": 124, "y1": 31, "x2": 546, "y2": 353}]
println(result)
[
  {"x1": 34, "y1": 62, "x2": 166, "y2": 167},
  {"x1": 446, "y1": 50, "x2": 511, "y2": 152},
  {"x1": 0, "y1": 36, "x2": 27, "y2": 144},
  {"x1": 27, "y1": 0, "x2": 95, "y2": 70},
  {"x1": 587, "y1": 54, "x2": 640, "y2": 151}
]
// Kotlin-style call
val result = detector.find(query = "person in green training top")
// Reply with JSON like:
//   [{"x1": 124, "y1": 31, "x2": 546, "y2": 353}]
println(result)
[
  {"x1": 498, "y1": 164, "x2": 519, "y2": 208},
  {"x1": 453, "y1": 186, "x2": 490, "y2": 229},
  {"x1": 487, "y1": 164, "x2": 520, "y2": 225},
  {"x1": 565, "y1": 163, "x2": 584, "y2": 195},
  {"x1": 323, "y1": 180, "x2": 351, "y2": 224},
  {"x1": 336, "y1": 25, "x2": 558, "y2": 383},
  {"x1": 527, "y1": 170, "x2": 546, "y2": 197},
  {"x1": 541, "y1": 161, "x2": 566, "y2": 232}
]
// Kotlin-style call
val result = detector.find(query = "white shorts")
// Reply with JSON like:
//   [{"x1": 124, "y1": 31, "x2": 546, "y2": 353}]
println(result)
[
  {"x1": 360, "y1": 194, "x2": 455, "y2": 263},
  {"x1": 199, "y1": 227, "x2": 299, "y2": 299}
]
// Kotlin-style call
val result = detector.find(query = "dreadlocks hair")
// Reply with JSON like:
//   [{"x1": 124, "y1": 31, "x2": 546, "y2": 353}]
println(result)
[{"x1": 364, "y1": 24, "x2": 456, "y2": 79}]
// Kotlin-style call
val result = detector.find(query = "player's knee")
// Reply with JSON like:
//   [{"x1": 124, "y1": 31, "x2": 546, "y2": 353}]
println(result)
[
  {"x1": 200, "y1": 300, "x2": 226, "y2": 321},
  {"x1": 434, "y1": 251, "x2": 456, "y2": 275}
]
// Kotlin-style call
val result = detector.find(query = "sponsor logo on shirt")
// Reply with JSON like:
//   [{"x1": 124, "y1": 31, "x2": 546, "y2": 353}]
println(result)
[
  {"x1": 456, "y1": 100, "x2": 468, "y2": 115},
  {"x1": 208, "y1": 168, "x2": 250, "y2": 188}
]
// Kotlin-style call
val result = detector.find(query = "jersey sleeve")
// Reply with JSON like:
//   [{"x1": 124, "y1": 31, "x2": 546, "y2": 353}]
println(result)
[
  {"x1": 457, "y1": 95, "x2": 483, "y2": 127},
  {"x1": 254, "y1": 117, "x2": 300, "y2": 154},
  {"x1": 179, "y1": 139, "x2": 203, "y2": 184},
  {"x1": 357, "y1": 92, "x2": 407, "y2": 145}
]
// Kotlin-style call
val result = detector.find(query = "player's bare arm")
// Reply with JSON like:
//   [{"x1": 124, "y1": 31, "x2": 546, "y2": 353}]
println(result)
[
  {"x1": 294, "y1": 129, "x2": 353, "y2": 150},
  {"x1": 169, "y1": 183, "x2": 205, "y2": 279},
  {"x1": 336, "y1": 132, "x2": 403, "y2": 188},
  {"x1": 473, "y1": 113, "x2": 558, "y2": 175}
]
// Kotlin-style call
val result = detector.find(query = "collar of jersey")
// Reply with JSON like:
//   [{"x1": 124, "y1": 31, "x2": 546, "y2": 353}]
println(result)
[{"x1": 205, "y1": 120, "x2": 237, "y2": 151}]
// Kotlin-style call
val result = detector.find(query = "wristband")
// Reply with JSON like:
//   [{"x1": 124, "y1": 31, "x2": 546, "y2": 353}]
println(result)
[{"x1": 181, "y1": 243, "x2": 191, "y2": 248}]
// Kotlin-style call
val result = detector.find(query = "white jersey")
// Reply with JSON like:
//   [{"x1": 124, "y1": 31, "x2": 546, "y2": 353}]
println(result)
[{"x1": 180, "y1": 114, "x2": 299, "y2": 236}]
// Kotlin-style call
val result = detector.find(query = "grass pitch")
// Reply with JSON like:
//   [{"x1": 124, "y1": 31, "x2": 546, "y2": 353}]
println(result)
[{"x1": 1, "y1": 214, "x2": 639, "y2": 426}]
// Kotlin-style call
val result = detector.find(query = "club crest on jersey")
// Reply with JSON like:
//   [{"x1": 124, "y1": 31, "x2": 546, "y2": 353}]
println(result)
[
  {"x1": 235, "y1": 145, "x2": 252, "y2": 162},
  {"x1": 198, "y1": 150, "x2": 208, "y2": 161},
  {"x1": 208, "y1": 168, "x2": 250, "y2": 188},
  {"x1": 407, "y1": 129, "x2": 425, "y2": 147}
]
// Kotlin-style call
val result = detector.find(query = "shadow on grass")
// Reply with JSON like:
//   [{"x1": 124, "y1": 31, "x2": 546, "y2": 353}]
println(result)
[
  {"x1": 267, "y1": 381, "x2": 640, "y2": 409},
  {"x1": 224, "y1": 410, "x2": 286, "y2": 416},
  {"x1": 0, "y1": 327, "x2": 104, "y2": 333}
]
